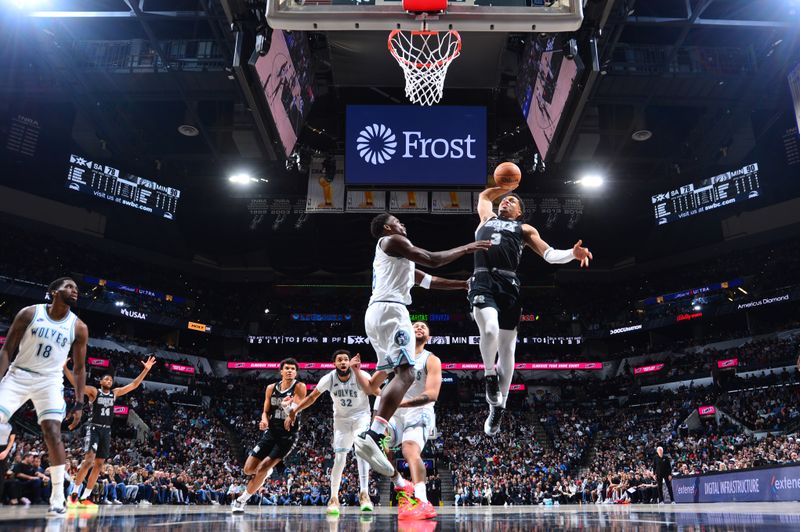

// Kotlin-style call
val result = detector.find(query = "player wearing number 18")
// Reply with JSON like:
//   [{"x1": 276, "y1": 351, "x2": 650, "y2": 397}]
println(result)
[
  {"x1": 64, "y1": 355, "x2": 156, "y2": 506},
  {"x1": 470, "y1": 186, "x2": 593, "y2": 437},
  {"x1": 0, "y1": 277, "x2": 89, "y2": 516}
]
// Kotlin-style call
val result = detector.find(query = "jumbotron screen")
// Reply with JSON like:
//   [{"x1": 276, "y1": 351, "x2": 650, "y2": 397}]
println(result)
[
  {"x1": 651, "y1": 163, "x2": 760, "y2": 226},
  {"x1": 65, "y1": 153, "x2": 181, "y2": 220}
]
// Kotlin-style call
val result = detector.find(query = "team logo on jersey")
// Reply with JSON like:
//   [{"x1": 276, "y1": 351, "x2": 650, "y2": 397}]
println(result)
[
  {"x1": 472, "y1": 295, "x2": 485, "y2": 305},
  {"x1": 356, "y1": 124, "x2": 396, "y2": 165},
  {"x1": 394, "y1": 330, "x2": 410, "y2": 347}
]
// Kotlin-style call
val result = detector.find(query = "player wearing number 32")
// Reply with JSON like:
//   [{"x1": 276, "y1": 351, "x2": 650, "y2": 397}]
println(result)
[
  {"x1": 471, "y1": 186, "x2": 593, "y2": 437},
  {"x1": 285, "y1": 349, "x2": 374, "y2": 515},
  {"x1": 64, "y1": 355, "x2": 156, "y2": 506},
  {"x1": 0, "y1": 277, "x2": 89, "y2": 516}
]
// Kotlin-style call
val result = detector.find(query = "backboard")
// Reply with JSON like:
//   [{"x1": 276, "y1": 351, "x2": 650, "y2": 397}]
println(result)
[{"x1": 266, "y1": 0, "x2": 583, "y2": 33}]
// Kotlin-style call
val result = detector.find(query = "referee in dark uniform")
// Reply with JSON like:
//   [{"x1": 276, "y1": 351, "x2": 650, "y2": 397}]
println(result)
[{"x1": 653, "y1": 446, "x2": 675, "y2": 504}]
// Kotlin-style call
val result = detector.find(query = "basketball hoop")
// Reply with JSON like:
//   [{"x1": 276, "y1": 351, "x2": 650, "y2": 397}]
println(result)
[{"x1": 388, "y1": 0, "x2": 461, "y2": 107}]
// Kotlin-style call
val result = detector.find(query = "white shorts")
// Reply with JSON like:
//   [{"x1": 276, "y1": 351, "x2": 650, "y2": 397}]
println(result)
[
  {"x1": 0, "y1": 368, "x2": 66, "y2": 423},
  {"x1": 365, "y1": 302, "x2": 414, "y2": 372},
  {"x1": 332, "y1": 413, "x2": 371, "y2": 453},
  {"x1": 388, "y1": 405, "x2": 436, "y2": 451}
]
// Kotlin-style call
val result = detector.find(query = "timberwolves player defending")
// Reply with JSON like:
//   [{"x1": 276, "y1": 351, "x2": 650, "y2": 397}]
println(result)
[
  {"x1": 285, "y1": 349, "x2": 373, "y2": 515},
  {"x1": 231, "y1": 358, "x2": 306, "y2": 513},
  {"x1": 355, "y1": 213, "x2": 490, "y2": 477},
  {"x1": 353, "y1": 321, "x2": 442, "y2": 520},
  {"x1": 64, "y1": 355, "x2": 156, "y2": 505},
  {"x1": 472, "y1": 186, "x2": 592, "y2": 436},
  {"x1": 0, "y1": 277, "x2": 88, "y2": 516}
]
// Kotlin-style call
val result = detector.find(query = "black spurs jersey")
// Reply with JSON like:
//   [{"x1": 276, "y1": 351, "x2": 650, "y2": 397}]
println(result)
[
  {"x1": 89, "y1": 390, "x2": 115, "y2": 426},
  {"x1": 268, "y1": 380, "x2": 300, "y2": 434},
  {"x1": 474, "y1": 216, "x2": 525, "y2": 272}
]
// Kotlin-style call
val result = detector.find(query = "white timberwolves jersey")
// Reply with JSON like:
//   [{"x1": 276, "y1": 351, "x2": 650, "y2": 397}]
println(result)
[
  {"x1": 369, "y1": 237, "x2": 415, "y2": 306},
  {"x1": 13, "y1": 304, "x2": 78, "y2": 376},
  {"x1": 403, "y1": 349, "x2": 432, "y2": 402},
  {"x1": 316, "y1": 369, "x2": 371, "y2": 419}
]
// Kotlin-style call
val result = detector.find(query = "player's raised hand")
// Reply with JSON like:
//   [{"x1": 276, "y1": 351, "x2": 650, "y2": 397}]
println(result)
[
  {"x1": 349, "y1": 353, "x2": 362, "y2": 371},
  {"x1": 573, "y1": 239, "x2": 593, "y2": 268},
  {"x1": 141, "y1": 356, "x2": 157, "y2": 371}
]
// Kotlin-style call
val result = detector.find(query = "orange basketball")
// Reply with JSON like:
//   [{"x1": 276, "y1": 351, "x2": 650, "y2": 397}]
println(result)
[{"x1": 494, "y1": 162, "x2": 521, "y2": 189}]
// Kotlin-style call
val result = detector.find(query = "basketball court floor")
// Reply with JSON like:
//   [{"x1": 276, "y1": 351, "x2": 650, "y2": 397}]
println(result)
[{"x1": 1, "y1": 503, "x2": 800, "y2": 531}]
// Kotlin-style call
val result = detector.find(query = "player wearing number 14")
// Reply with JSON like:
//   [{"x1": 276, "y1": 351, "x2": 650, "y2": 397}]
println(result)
[{"x1": 64, "y1": 356, "x2": 156, "y2": 506}]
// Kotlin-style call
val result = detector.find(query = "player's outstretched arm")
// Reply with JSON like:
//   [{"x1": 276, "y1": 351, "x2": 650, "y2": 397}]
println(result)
[
  {"x1": 399, "y1": 355, "x2": 442, "y2": 408},
  {"x1": 63, "y1": 363, "x2": 98, "y2": 402},
  {"x1": 0, "y1": 306, "x2": 35, "y2": 379},
  {"x1": 478, "y1": 187, "x2": 517, "y2": 224},
  {"x1": 414, "y1": 269, "x2": 468, "y2": 291},
  {"x1": 67, "y1": 320, "x2": 89, "y2": 430},
  {"x1": 382, "y1": 235, "x2": 491, "y2": 269},
  {"x1": 113, "y1": 356, "x2": 157, "y2": 398},
  {"x1": 348, "y1": 354, "x2": 387, "y2": 395},
  {"x1": 522, "y1": 225, "x2": 593, "y2": 268}
]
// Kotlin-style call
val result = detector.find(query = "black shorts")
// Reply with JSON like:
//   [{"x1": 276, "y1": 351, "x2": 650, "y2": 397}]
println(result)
[
  {"x1": 468, "y1": 270, "x2": 522, "y2": 330},
  {"x1": 249, "y1": 429, "x2": 297, "y2": 461},
  {"x1": 84, "y1": 425, "x2": 112, "y2": 459}
]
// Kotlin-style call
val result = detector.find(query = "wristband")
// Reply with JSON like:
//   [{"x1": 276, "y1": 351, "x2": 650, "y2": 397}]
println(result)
[{"x1": 420, "y1": 274, "x2": 433, "y2": 289}]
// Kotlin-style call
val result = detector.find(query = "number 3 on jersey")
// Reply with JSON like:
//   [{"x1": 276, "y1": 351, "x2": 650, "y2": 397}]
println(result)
[
  {"x1": 490, "y1": 233, "x2": 502, "y2": 245},
  {"x1": 35, "y1": 344, "x2": 53, "y2": 358}
]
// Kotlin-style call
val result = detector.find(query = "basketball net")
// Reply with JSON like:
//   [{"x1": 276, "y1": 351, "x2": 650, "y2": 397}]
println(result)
[{"x1": 388, "y1": 5, "x2": 461, "y2": 106}]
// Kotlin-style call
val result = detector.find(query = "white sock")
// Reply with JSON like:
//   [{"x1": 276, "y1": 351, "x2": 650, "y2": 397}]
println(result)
[
  {"x1": 71, "y1": 483, "x2": 82, "y2": 496},
  {"x1": 330, "y1": 452, "x2": 347, "y2": 499},
  {"x1": 50, "y1": 465, "x2": 66, "y2": 505},
  {"x1": 497, "y1": 328, "x2": 518, "y2": 408},
  {"x1": 80, "y1": 487, "x2": 92, "y2": 500},
  {"x1": 414, "y1": 482, "x2": 428, "y2": 503},
  {"x1": 391, "y1": 472, "x2": 405, "y2": 488},
  {"x1": 370, "y1": 416, "x2": 389, "y2": 435},
  {"x1": 473, "y1": 307, "x2": 500, "y2": 376},
  {"x1": 357, "y1": 456, "x2": 370, "y2": 493},
  {"x1": 237, "y1": 490, "x2": 252, "y2": 503}
]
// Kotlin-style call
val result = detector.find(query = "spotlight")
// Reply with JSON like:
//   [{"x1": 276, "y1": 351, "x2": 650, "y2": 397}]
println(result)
[
  {"x1": 576, "y1": 174, "x2": 604, "y2": 188},
  {"x1": 264, "y1": 308, "x2": 270, "y2": 314},
  {"x1": 693, "y1": 304, "x2": 702, "y2": 311},
  {"x1": 229, "y1": 173, "x2": 268, "y2": 185}
]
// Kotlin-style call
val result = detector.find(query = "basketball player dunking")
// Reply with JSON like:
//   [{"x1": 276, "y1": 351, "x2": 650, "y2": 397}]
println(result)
[
  {"x1": 64, "y1": 355, "x2": 156, "y2": 506},
  {"x1": 285, "y1": 349, "x2": 373, "y2": 515},
  {"x1": 231, "y1": 358, "x2": 307, "y2": 513},
  {"x1": 353, "y1": 321, "x2": 442, "y2": 520},
  {"x1": 354, "y1": 213, "x2": 490, "y2": 477},
  {"x1": 0, "y1": 277, "x2": 88, "y2": 516},
  {"x1": 471, "y1": 186, "x2": 592, "y2": 435}
]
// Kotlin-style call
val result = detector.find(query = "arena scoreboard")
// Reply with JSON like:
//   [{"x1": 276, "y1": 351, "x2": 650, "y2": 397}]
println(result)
[
  {"x1": 66, "y1": 154, "x2": 180, "y2": 220},
  {"x1": 651, "y1": 163, "x2": 760, "y2": 226}
]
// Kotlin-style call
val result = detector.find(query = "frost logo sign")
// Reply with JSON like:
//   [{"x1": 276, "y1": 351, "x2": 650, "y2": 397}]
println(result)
[
  {"x1": 357, "y1": 124, "x2": 397, "y2": 165},
  {"x1": 346, "y1": 105, "x2": 487, "y2": 186}
]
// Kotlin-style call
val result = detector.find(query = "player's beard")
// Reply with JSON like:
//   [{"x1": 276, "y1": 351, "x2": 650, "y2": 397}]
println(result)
[{"x1": 336, "y1": 368, "x2": 350, "y2": 378}]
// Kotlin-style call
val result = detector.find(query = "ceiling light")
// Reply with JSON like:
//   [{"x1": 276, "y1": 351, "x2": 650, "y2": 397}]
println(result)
[
  {"x1": 229, "y1": 173, "x2": 254, "y2": 185},
  {"x1": 631, "y1": 129, "x2": 652, "y2": 142},
  {"x1": 693, "y1": 304, "x2": 702, "y2": 311},
  {"x1": 576, "y1": 174, "x2": 604, "y2": 188},
  {"x1": 178, "y1": 124, "x2": 200, "y2": 137},
  {"x1": 737, "y1": 287, "x2": 748, "y2": 295}
]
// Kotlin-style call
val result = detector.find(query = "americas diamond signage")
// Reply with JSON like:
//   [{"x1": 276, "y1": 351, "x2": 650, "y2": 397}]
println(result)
[{"x1": 345, "y1": 105, "x2": 487, "y2": 186}]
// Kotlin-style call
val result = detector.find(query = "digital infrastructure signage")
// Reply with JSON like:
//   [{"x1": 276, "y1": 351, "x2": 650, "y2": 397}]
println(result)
[
  {"x1": 345, "y1": 105, "x2": 487, "y2": 186},
  {"x1": 517, "y1": 35, "x2": 580, "y2": 162},
  {"x1": 651, "y1": 163, "x2": 761, "y2": 226},
  {"x1": 252, "y1": 30, "x2": 315, "y2": 157},
  {"x1": 66, "y1": 153, "x2": 180, "y2": 220}
]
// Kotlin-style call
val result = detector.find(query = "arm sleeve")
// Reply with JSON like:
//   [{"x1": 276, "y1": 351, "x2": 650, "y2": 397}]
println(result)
[{"x1": 542, "y1": 247, "x2": 575, "y2": 264}]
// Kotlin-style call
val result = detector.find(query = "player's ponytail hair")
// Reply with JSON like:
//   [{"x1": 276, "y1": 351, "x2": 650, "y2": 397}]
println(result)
[{"x1": 370, "y1": 213, "x2": 393, "y2": 239}]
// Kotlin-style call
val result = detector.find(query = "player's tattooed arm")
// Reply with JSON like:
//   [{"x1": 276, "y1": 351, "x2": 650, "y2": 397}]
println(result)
[{"x1": 399, "y1": 355, "x2": 442, "y2": 408}]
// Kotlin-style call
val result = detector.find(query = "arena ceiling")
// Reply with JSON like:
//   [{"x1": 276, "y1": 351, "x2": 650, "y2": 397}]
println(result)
[{"x1": 0, "y1": 0, "x2": 798, "y2": 277}]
